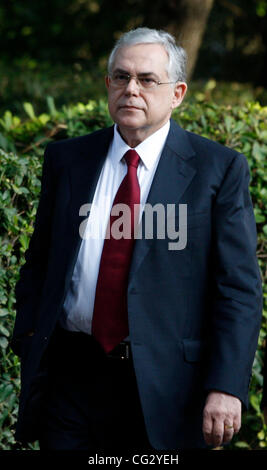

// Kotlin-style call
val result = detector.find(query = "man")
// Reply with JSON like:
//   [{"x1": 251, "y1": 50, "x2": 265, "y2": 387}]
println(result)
[{"x1": 11, "y1": 27, "x2": 262, "y2": 451}]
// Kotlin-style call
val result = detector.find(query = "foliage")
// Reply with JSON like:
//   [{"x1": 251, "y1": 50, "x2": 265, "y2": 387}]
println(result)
[
  {"x1": 196, "y1": 0, "x2": 267, "y2": 85},
  {"x1": 0, "y1": 0, "x2": 266, "y2": 86},
  {"x1": 0, "y1": 97, "x2": 266, "y2": 450},
  {"x1": 0, "y1": 62, "x2": 107, "y2": 116},
  {"x1": 1, "y1": 59, "x2": 267, "y2": 117}
]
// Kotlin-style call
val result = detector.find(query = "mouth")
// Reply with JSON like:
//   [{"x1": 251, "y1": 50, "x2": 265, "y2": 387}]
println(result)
[{"x1": 119, "y1": 105, "x2": 142, "y2": 111}]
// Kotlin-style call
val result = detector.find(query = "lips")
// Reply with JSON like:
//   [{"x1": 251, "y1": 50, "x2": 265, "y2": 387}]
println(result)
[{"x1": 119, "y1": 105, "x2": 141, "y2": 110}]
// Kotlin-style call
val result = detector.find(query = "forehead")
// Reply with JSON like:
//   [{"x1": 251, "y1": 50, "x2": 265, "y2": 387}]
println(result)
[{"x1": 112, "y1": 43, "x2": 169, "y2": 75}]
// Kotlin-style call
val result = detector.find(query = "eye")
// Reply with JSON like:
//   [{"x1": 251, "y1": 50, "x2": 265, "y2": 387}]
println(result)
[
  {"x1": 140, "y1": 77, "x2": 157, "y2": 87},
  {"x1": 113, "y1": 73, "x2": 129, "y2": 82}
]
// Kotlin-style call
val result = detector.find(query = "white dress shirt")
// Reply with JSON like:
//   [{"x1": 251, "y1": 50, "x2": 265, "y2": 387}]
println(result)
[{"x1": 60, "y1": 120, "x2": 170, "y2": 334}]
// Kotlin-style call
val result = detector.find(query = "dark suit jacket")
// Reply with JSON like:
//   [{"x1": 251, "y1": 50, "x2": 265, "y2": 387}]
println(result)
[{"x1": 11, "y1": 119, "x2": 262, "y2": 449}]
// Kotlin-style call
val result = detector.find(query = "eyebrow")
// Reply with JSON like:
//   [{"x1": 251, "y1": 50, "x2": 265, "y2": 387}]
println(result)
[{"x1": 113, "y1": 68, "x2": 160, "y2": 79}]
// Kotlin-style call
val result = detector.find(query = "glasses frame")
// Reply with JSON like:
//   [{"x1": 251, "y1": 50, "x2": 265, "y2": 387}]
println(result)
[{"x1": 108, "y1": 72, "x2": 178, "y2": 90}]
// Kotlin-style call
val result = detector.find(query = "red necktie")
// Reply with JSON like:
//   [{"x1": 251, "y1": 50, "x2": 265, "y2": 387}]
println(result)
[{"x1": 92, "y1": 150, "x2": 140, "y2": 352}]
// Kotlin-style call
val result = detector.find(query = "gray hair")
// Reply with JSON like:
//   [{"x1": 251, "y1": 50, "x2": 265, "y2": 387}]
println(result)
[{"x1": 108, "y1": 27, "x2": 187, "y2": 82}]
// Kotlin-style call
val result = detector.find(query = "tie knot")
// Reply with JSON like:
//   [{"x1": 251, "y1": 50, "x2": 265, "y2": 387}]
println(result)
[{"x1": 124, "y1": 149, "x2": 140, "y2": 168}]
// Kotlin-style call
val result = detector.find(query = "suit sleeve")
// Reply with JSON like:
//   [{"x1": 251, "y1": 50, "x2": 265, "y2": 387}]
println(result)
[
  {"x1": 204, "y1": 152, "x2": 263, "y2": 408},
  {"x1": 11, "y1": 144, "x2": 55, "y2": 356}
]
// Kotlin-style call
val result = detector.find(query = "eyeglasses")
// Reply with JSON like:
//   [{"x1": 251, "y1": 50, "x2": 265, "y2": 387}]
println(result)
[{"x1": 109, "y1": 72, "x2": 177, "y2": 90}]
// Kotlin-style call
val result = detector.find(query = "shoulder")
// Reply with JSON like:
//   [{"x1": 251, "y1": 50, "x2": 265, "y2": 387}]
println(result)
[
  {"x1": 188, "y1": 130, "x2": 249, "y2": 180},
  {"x1": 170, "y1": 119, "x2": 248, "y2": 174},
  {"x1": 187, "y1": 129, "x2": 241, "y2": 160},
  {"x1": 44, "y1": 126, "x2": 114, "y2": 166}
]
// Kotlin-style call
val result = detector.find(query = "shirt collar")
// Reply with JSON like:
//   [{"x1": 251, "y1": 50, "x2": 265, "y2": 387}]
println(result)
[{"x1": 109, "y1": 120, "x2": 170, "y2": 170}]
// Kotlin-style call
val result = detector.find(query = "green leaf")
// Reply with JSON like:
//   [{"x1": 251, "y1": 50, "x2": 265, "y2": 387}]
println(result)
[
  {"x1": 38, "y1": 114, "x2": 50, "y2": 125},
  {"x1": 224, "y1": 116, "x2": 233, "y2": 133},
  {"x1": 0, "y1": 336, "x2": 8, "y2": 349},
  {"x1": 2, "y1": 111, "x2": 13, "y2": 131},
  {"x1": 232, "y1": 120, "x2": 245, "y2": 134},
  {"x1": 46, "y1": 96, "x2": 57, "y2": 117},
  {"x1": 19, "y1": 233, "x2": 30, "y2": 251},
  {"x1": 254, "y1": 207, "x2": 266, "y2": 223},
  {"x1": 257, "y1": 430, "x2": 265, "y2": 440},
  {"x1": 23, "y1": 102, "x2": 36, "y2": 120},
  {"x1": 0, "y1": 133, "x2": 10, "y2": 151},
  {"x1": 0, "y1": 309, "x2": 9, "y2": 317},
  {"x1": 0, "y1": 325, "x2": 10, "y2": 337},
  {"x1": 234, "y1": 441, "x2": 250, "y2": 448},
  {"x1": 250, "y1": 393, "x2": 260, "y2": 412},
  {"x1": 0, "y1": 384, "x2": 13, "y2": 402},
  {"x1": 252, "y1": 141, "x2": 266, "y2": 162}
]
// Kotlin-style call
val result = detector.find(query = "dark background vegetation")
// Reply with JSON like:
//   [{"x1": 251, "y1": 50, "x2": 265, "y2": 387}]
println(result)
[
  {"x1": 1, "y1": 0, "x2": 267, "y2": 115},
  {"x1": 0, "y1": 0, "x2": 266, "y2": 451}
]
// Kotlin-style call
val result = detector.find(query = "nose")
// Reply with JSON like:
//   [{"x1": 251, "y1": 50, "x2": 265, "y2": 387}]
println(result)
[{"x1": 124, "y1": 76, "x2": 140, "y2": 95}]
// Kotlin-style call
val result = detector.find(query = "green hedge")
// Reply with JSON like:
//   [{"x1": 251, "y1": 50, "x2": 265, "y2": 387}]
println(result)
[
  {"x1": 1, "y1": 62, "x2": 267, "y2": 116},
  {"x1": 0, "y1": 98, "x2": 266, "y2": 450}
]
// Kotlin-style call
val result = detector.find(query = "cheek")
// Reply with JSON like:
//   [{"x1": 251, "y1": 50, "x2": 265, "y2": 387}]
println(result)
[
  {"x1": 107, "y1": 93, "x2": 115, "y2": 108},
  {"x1": 149, "y1": 95, "x2": 172, "y2": 114},
  {"x1": 107, "y1": 98, "x2": 120, "y2": 121},
  {"x1": 107, "y1": 91, "x2": 120, "y2": 110}
]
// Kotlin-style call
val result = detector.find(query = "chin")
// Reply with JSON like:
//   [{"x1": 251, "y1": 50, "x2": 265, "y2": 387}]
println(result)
[{"x1": 116, "y1": 116, "x2": 145, "y2": 130}]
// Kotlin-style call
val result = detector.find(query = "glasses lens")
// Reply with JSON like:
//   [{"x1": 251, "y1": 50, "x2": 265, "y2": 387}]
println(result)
[
  {"x1": 139, "y1": 78, "x2": 157, "y2": 89},
  {"x1": 111, "y1": 73, "x2": 129, "y2": 87},
  {"x1": 110, "y1": 73, "x2": 158, "y2": 90}
]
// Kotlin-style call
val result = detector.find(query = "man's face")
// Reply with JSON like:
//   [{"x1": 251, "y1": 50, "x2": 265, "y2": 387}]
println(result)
[{"x1": 105, "y1": 43, "x2": 187, "y2": 145}]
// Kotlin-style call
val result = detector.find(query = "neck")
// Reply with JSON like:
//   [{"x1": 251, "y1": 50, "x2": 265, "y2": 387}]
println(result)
[
  {"x1": 117, "y1": 121, "x2": 169, "y2": 148},
  {"x1": 117, "y1": 128, "x2": 146, "y2": 148}
]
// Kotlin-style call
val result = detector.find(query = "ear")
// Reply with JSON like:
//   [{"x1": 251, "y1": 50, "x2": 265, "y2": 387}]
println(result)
[
  {"x1": 171, "y1": 82, "x2": 187, "y2": 109},
  {"x1": 105, "y1": 75, "x2": 110, "y2": 89}
]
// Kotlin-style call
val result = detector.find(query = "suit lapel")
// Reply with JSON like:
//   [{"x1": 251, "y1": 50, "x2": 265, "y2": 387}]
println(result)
[{"x1": 128, "y1": 119, "x2": 197, "y2": 285}]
